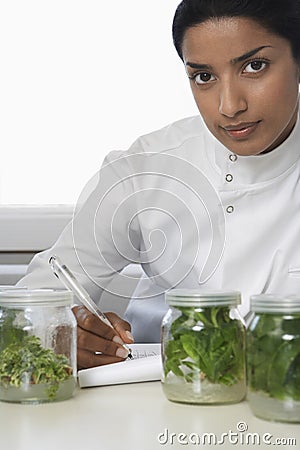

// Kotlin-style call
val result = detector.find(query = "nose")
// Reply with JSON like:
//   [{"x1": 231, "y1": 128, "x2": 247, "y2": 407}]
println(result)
[{"x1": 218, "y1": 81, "x2": 247, "y2": 118}]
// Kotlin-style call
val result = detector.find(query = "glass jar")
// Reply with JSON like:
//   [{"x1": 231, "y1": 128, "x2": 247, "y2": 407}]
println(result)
[
  {"x1": 0, "y1": 289, "x2": 77, "y2": 404},
  {"x1": 247, "y1": 294, "x2": 300, "y2": 423},
  {"x1": 161, "y1": 289, "x2": 246, "y2": 404}
]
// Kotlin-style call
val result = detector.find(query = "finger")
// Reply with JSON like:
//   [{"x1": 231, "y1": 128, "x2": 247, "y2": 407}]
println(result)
[
  {"x1": 105, "y1": 312, "x2": 135, "y2": 344},
  {"x1": 77, "y1": 348, "x2": 125, "y2": 369},
  {"x1": 73, "y1": 305, "x2": 117, "y2": 340},
  {"x1": 77, "y1": 326, "x2": 129, "y2": 359}
]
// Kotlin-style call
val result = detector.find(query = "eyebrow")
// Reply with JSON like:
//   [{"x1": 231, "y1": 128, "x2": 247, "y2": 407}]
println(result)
[{"x1": 185, "y1": 45, "x2": 273, "y2": 70}]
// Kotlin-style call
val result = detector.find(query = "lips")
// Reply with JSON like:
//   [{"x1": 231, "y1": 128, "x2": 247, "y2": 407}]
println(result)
[{"x1": 221, "y1": 121, "x2": 261, "y2": 139}]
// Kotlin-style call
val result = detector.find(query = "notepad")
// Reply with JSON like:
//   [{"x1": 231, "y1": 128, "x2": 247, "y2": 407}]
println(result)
[{"x1": 78, "y1": 343, "x2": 162, "y2": 388}]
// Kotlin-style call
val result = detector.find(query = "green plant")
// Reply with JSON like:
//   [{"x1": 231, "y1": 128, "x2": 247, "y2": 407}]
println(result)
[
  {"x1": 0, "y1": 310, "x2": 28, "y2": 353},
  {"x1": 247, "y1": 314, "x2": 300, "y2": 401},
  {"x1": 0, "y1": 334, "x2": 73, "y2": 400},
  {"x1": 164, "y1": 306, "x2": 245, "y2": 386}
]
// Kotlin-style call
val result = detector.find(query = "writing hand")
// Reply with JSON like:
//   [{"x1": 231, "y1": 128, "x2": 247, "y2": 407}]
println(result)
[{"x1": 72, "y1": 306, "x2": 134, "y2": 369}]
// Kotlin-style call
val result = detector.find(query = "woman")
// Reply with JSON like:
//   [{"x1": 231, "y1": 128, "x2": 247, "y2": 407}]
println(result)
[{"x1": 18, "y1": 0, "x2": 300, "y2": 368}]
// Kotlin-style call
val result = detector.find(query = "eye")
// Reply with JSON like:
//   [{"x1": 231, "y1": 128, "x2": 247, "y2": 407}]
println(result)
[
  {"x1": 190, "y1": 72, "x2": 216, "y2": 86},
  {"x1": 244, "y1": 59, "x2": 268, "y2": 74}
]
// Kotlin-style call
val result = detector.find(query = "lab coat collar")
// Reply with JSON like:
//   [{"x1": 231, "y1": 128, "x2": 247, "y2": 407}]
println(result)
[{"x1": 208, "y1": 109, "x2": 300, "y2": 186}]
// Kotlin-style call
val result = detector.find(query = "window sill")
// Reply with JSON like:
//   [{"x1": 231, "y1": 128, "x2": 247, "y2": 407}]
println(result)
[{"x1": 0, "y1": 205, "x2": 73, "y2": 251}]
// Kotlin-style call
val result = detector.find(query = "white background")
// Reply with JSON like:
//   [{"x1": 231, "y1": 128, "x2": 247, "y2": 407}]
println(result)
[{"x1": 0, "y1": 0, "x2": 198, "y2": 205}]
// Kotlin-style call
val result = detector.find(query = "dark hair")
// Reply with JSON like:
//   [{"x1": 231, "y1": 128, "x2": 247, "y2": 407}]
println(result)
[{"x1": 172, "y1": 0, "x2": 300, "y2": 62}]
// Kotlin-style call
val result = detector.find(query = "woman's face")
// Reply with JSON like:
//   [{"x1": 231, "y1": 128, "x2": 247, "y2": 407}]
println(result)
[{"x1": 182, "y1": 17, "x2": 300, "y2": 156}]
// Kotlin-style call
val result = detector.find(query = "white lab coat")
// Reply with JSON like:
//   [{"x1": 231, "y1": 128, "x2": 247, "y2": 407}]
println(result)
[{"x1": 18, "y1": 110, "x2": 300, "y2": 342}]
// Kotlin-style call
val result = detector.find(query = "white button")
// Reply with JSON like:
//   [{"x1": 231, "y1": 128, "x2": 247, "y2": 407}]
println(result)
[
  {"x1": 229, "y1": 154, "x2": 237, "y2": 162},
  {"x1": 226, "y1": 205, "x2": 234, "y2": 214},
  {"x1": 225, "y1": 174, "x2": 233, "y2": 182}
]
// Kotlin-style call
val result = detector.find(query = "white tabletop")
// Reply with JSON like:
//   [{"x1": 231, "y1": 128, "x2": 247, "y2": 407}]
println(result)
[{"x1": 0, "y1": 381, "x2": 299, "y2": 450}]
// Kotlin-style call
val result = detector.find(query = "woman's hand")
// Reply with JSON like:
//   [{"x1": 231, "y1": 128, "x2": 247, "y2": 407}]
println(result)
[{"x1": 72, "y1": 306, "x2": 134, "y2": 369}]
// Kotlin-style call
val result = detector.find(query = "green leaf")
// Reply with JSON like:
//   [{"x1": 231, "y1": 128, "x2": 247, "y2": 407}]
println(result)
[
  {"x1": 0, "y1": 335, "x2": 73, "y2": 400},
  {"x1": 247, "y1": 314, "x2": 300, "y2": 402},
  {"x1": 0, "y1": 310, "x2": 28, "y2": 353},
  {"x1": 163, "y1": 306, "x2": 245, "y2": 386},
  {"x1": 284, "y1": 353, "x2": 300, "y2": 400},
  {"x1": 268, "y1": 338, "x2": 300, "y2": 399}
]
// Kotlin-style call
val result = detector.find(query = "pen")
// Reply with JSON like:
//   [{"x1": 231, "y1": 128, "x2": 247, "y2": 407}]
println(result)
[{"x1": 49, "y1": 255, "x2": 132, "y2": 359}]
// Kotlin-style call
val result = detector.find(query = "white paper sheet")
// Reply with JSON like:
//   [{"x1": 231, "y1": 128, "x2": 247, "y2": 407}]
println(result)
[{"x1": 78, "y1": 343, "x2": 162, "y2": 388}]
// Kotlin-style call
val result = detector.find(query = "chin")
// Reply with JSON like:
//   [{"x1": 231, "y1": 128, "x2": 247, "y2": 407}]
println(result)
[
  {"x1": 230, "y1": 148, "x2": 263, "y2": 157},
  {"x1": 222, "y1": 139, "x2": 271, "y2": 157}
]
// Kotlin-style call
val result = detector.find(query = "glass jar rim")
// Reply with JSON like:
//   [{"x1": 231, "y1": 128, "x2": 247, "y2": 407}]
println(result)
[
  {"x1": 250, "y1": 294, "x2": 300, "y2": 313},
  {"x1": 0, "y1": 289, "x2": 73, "y2": 307},
  {"x1": 165, "y1": 289, "x2": 241, "y2": 307}
]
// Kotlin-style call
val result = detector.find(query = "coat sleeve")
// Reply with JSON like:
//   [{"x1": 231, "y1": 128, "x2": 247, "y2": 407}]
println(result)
[{"x1": 16, "y1": 149, "x2": 142, "y2": 305}]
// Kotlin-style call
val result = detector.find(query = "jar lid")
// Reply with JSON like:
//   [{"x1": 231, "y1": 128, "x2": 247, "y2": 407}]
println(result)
[
  {"x1": 165, "y1": 289, "x2": 241, "y2": 307},
  {"x1": 250, "y1": 294, "x2": 300, "y2": 314},
  {"x1": 0, "y1": 289, "x2": 73, "y2": 307}
]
